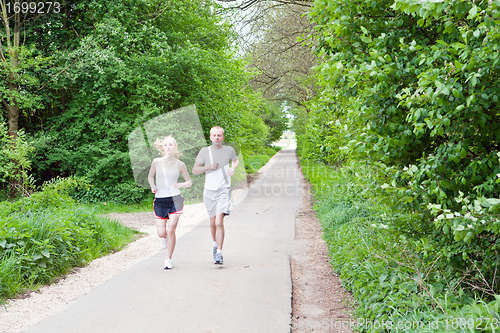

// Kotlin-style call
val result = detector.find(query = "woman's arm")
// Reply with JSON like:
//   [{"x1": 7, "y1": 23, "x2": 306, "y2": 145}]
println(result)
[
  {"x1": 147, "y1": 159, "x2": 157, "y2": 193},
  {"x1": 174, "y1": 161, "x2": 192, "y2": 188}
]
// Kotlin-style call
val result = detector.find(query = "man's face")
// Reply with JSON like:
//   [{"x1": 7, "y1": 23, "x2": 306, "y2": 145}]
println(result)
[{"x1": 210, "y1": 129, "x2": 224, "y2": 144}]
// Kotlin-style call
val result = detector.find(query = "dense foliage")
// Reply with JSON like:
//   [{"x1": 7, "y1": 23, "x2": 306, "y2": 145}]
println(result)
[
  {"x1": 302, "y1": 0, "x2": 500, "y2": 298},
  {"x1": 0, "y1": 178, "x2": 137, "y2": 300},
  {"x1": 301, "y1": 160, "x2": 500, "y2": 332},
  {"x1": 285, "y1": 0, "x2": 500, "y2": 330},
  {"x1": 0, "y1": 123, "x2": 34, "y2": 199},
  {"x1": 0, "y1": 0, "x2": 287, "y2": 203}
]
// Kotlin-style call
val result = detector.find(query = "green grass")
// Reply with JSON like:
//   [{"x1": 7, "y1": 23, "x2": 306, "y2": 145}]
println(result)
[
  {"x1": 0, "y1": 186, "x2": 138, "y2": 302},
  {"x1": 244, "y1": 147, "x2": 281, "y2": 174},
  {"x1": 81, "y1": 197, "x2": 154, "y2": 214},
  {"x1": 301, "y1": 160, "x2": 500, "y2": 332}
]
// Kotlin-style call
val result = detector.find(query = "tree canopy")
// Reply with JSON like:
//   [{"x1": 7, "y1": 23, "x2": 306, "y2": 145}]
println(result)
[{"x1": 0, "y1": 0, "x2": 287, "y2": 201}]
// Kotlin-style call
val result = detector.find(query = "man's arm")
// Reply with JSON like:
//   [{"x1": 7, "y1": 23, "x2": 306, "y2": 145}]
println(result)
[
  {"x1": 193, "y1": 147, "x2": 220, "y2": 175},
  {"x1": 228, "y1": 156, "x2": 239, "y2": 176},
  {"x1": 192, "y1": 162, "x2": 212, "y2": 175},
  {"x1": 193, "y1": 147, "x2": 216, "y2": 175}
]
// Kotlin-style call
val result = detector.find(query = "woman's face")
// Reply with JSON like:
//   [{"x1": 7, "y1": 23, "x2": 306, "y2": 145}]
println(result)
[{"x1": 162, "y1": 139, "x2": 177, "y2": 155}]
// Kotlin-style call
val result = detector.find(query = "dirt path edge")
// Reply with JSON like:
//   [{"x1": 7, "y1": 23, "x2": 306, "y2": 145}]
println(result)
[{"x1": 290, "y1": 173, "x2": 355, "y2": 333}]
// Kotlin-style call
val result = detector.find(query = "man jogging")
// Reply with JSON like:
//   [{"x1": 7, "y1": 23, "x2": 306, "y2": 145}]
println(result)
[{"x1": 192, "y1": 126, "x2": 239, "y2": 265}]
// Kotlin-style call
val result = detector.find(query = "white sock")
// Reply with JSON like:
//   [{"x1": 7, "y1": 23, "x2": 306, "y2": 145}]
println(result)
[
  {"x1": 217, "y1": 249, "x2": 222, "y2": 254},
  {"x1": 213, "y1": 241, "x2": 217, "y2": 248}
]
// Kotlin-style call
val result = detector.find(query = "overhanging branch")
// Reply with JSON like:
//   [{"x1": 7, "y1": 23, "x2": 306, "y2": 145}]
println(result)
[{"x1": 217, "y1": 0, "x2": 313, "y2": 10}]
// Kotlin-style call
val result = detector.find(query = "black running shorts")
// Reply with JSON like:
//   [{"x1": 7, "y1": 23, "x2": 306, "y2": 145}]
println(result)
[{"x1": 153, "y1": 195, "x2": 184, "y2": 219}]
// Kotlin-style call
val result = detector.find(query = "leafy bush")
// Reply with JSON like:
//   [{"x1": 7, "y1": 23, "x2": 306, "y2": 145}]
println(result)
[
  {"x1": 305, "y1": 0, "x2": 500, "y2": 303},
  {"x1": 0, "y1": 122, "x2": 35, "y2": 199},
  {"x1": 0, "y1": 178, "x2": 138, "y2": 301},
  {"x1": 69, "y1": 180, "x2": 149, "y2": 205},
  {"x1": 301, "y1": 159, "x2": 500, "y2": 332},
  {"x1": 294, "y1": 106, "x2": 350, "y2": 166}
]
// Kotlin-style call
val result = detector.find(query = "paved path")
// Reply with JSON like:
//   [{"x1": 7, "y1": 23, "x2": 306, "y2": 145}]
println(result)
[{"x1": 26, "y1": 149, "x2": 303, "y2": 333}]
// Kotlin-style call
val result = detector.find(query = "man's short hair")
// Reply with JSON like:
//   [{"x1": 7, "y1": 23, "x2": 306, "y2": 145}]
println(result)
[{"x1": 210, "y1": 126, "x2": 224, "y2": 135}]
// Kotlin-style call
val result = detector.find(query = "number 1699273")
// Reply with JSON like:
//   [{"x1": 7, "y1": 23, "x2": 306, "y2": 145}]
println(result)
[{"x1": 4, "y1": 2, "x2": 61, "y2": 14}]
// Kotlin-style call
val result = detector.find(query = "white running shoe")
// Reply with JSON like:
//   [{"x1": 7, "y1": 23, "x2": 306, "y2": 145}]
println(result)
[
  {"x1": 214, "y1": 252, "x2": 223, "y2": 265},
  {"x1": 164, "y1": 258, "x2": 173, "y2": 269},
  {"x1": 160, "y1": 237, "x2": 167, "y2": 249}
]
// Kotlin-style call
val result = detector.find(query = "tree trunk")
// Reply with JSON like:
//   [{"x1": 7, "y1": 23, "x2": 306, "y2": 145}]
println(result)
[
  {"x1": 1, "y1": 1, "x2": 21, "y2": 138},
  {"x1": 1, "y1": 1, "x2": 22, "y2": 196},
  {"x1": 7, "y1": 81, "x2": 20, "y2": 138}
]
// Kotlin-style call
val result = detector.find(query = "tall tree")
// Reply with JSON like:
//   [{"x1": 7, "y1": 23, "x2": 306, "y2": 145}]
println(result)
[
  {"x1": 245, "y1": 3, "x2": 315, "y2": 107},
  {"x1": 222, "y1": 0, "x2": 316, "y2": 107},
  {"x1": 0, "y1": 0, "x2": 51, "y2": 138}
]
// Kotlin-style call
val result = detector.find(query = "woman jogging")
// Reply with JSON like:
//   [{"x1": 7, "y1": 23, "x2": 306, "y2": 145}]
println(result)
[{"x1": 148, "y1": 135, "x2": 192, "y2": 269}]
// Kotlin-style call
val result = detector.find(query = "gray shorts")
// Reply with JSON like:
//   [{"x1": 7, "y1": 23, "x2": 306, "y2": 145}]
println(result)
[{"x1": 203, "y1": 187, "x2": 231, "y2": 218}]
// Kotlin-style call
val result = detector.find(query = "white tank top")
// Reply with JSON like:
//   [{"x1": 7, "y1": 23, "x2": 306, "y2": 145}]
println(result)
[{"x1": 155, "y1": 159, "x2": 181, "y2": 198}]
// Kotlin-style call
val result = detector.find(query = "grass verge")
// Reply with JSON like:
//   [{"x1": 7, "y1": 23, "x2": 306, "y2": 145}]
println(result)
[
  {"x1": 81, "y1": 197, "x2": 154, "y2": 214},
  {"x1": 244, "y1": 147, "x2": 281, "y2": 174},
  {"x1": 0, "y1": 182, "x2": 138, "y2": 303}
]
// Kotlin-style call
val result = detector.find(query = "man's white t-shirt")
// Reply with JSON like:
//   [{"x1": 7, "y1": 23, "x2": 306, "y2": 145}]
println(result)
[{"x1": 195, "y1": 145, "x2": 237, "y2": 190}]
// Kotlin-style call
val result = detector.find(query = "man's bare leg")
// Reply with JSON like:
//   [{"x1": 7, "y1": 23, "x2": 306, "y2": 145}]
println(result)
[
  {"x1": 210, "y1": 213, "x2": 225, "y2": 249},
  {"x1": 211, "y1": 213, "x2": 225, "y2": 264}
]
